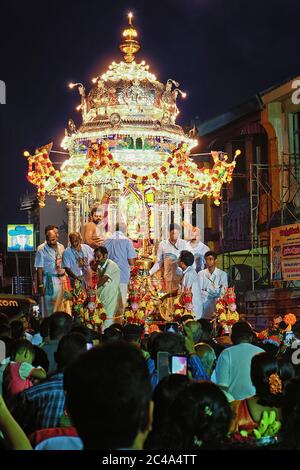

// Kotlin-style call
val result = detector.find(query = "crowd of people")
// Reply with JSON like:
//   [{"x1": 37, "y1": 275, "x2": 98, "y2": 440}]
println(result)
[
  {"x1": 0, "y1": 308, "x2": 300, "y2": 450},
  {"x1": 1, "y1": 211, "x2": 300, "y2": 451}
]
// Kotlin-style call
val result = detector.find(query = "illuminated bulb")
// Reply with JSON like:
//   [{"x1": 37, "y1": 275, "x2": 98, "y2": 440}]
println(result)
[
  {"x1": 181, "y1": 92, "x2": 187, "y2": 98},
  {"x1": 92, "y1": 77, "x2": 97, "y2": 83},
  {"x1": 68, "y1": 83, "x2": 75, "y2": 89},
  {"x1": 76, "y1": 105, "x2": 82, "y2": 111},
  {"x1": 23, "y1": 150, "x2": 30, "y2": 157}
]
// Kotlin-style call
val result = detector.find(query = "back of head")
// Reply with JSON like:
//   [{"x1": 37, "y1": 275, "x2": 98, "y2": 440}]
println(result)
[
  {"x1": 152, "y1": 374, "x2": 190, "y2": 429},
  {"x1": 10, "y1": 320, "x2": 24, "y2": 340},
  {"x1": 150, "y1": 332, "x2": 185, "y2": 363},
  {"x1": 280, "y1": 377, "x2": 300, "y2": 449},
  {"x1": 0, "y1": 322, "x2": 11, "y2": 338},
  {"x1": 169, "y1": 382, "x2": 231, "y2": 449},
  {"x1": 250, "y1": 352, "x2": 291, "y2": 407},
  {"x1": 197, "y1": 319, "x2": 212, "y2": 342},
  {"x1": 55, "y1": 332, "x2": 87, "y2": 371},
  {"x1": 49, "y1": 312, "x2": 73, "y2": 340},
  {"x1": 64, "y1": 341, "x2": 152, "y2": 450},
  {"x1": 13, "y1": 338, "x2": 35, "y2": 361},
  {"x1": 71, "y1": 325, "x2": 94, "y2": 343},
  {"x1": 123, "y1": 324, "x2": 143, "y2": 344},
  {"x1": 179, "y1": 250, "x2": 194, "y2": 267},
  {"x1": 231, "y1": 321, "x2": 253, "y2": 345},
  {"x1": 194, "y1": 343, "x2": 216, "y2": 377},
  {"x1": 110, "y1": 323, "x2": 124, "y2": 333},
  {"x1": 40, "y1": 317, "x2": 51, "y2": 339},
  {"x1": 102, "y1": 326, "x2": 123, "y2": 343}
]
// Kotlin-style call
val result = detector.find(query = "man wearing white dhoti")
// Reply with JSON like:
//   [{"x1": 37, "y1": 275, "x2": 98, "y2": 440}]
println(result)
[{"x1": 198, "y1": 251, "x2": 228, "y2": 319}]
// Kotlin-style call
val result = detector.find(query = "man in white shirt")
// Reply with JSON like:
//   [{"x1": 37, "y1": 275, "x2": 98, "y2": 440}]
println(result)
[
  {"x1": 34, "y1": 230, "x2": 67, "y2": 317},
  {"x1": 186, "y1": 227, "x2": 209, "y2": 273},
  {"x1": 211, "y1": 321, "x2": 264, "y2": 400},
  {"x1": 103, "y1": 223, "x2": 137, "y2": 312},
  {"x1": 37, "y1": 225, "x2": 63, "y2": 252},
  {"x1": 198, "y1": 251, "x2": 228, "y2": 319},
  {"x1": 62, "y1": 232, "x2": 94, "y2": 289},
  {"x1": 149, "y1": 224, "x2": 189, "y2": 293},
  {"x1": 178, "y1": 250, "x2": 202, "y2": 319}
]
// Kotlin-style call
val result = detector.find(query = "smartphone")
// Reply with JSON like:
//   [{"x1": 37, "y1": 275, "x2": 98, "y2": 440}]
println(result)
[
  {"x1": 284, "y1": 331, "x2": 295, "y2": 345},
  {"x1": 171, "y1": 355, "x2": 188, "y2": 375},
  {"x1": 86, "y1": 342, "x2": 93, "y2": 351},
  {"x1": 164, "y1": 322, "x2": 179, "y2": 334},
  {"x1": 157, "y1": 351, "x2": 170, "y2": 382}
]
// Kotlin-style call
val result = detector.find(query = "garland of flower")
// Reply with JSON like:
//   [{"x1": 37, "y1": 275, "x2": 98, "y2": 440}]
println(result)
[{"x1": 25, "y1": 141, "x2": 239, "y2": 207}]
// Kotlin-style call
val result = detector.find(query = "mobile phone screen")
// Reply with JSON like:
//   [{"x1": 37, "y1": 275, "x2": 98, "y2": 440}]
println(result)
[
  {"x1": 86, "y1": 342, "x2": 93, "y2": 350},
  {"x1": 165, "y1": 322, "x2": 179, "y2": 334},
  {"x1": 171, "y1": 355, "x2": 188, "y2": 375}
]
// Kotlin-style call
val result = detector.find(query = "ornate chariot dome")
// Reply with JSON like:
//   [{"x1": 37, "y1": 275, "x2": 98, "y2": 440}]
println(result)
[
  {"x1": 24, "y1": 13, "x2": 238, "y2": 209},
  {"x1": 60, "y1": 13, "x2": 196, "y2": 181}
]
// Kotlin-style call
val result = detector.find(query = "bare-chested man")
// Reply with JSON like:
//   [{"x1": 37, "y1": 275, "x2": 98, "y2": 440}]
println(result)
[{"x1": 83, "y1": 207, "x2": 106, "y2": 249}]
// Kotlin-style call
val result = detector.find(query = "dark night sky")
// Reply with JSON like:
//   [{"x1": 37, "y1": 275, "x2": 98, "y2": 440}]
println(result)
[{"x1": 0, "y1": 0, "x2": 299, "y2": 242}]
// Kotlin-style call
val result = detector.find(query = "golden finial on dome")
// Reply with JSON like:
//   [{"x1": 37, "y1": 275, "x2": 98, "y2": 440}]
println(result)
[{"x1": 119, "y1": 12, "x2": 140, "y2": 63}]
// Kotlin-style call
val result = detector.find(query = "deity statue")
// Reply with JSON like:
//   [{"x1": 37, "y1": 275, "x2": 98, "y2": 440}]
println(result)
[{"x1": 161, "y1": 79, "x2": 180, "y2": 123}]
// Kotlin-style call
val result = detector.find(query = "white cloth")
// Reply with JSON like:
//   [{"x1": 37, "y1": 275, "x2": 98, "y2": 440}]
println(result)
[
  {"x1": 181, "y1": 266, "x2": 203, "y2": 319},
  {"x1": 35, "y1": 436, "x2": 83, "y2": 450},
  {"x1": 34, "y1": 243, "x2": 67, "y2": 317},
  {"x1": 37, "y1": 241, "x2": 65, "y2": 252},
  {"x1": 198, "y1": 267, "x2": 228, "y2": 319},
  {"x1": 211, "y1": 343, "x2": 264, "y2": 400},
  {"x1": 18, "y1": 362, "x2": 35, "y2": 380},
  {"x1": 103, "y1": 231, "x2": 137, "y2": 284},
  {"x1": 149, "y1": 239, "x2": 189, "y2": 276},
  {"x1": 62, "y1": 244, "x2": 94, "y2": 287},
  {"x1": 119, "y1": 283, "x2": 128, "y2": 312},
  {"x1": 186, "y1": 240, "x2": 210, "y2": 272},
  {"x1": 32, "y1": 333, "x2": 43, "y2": 346}
]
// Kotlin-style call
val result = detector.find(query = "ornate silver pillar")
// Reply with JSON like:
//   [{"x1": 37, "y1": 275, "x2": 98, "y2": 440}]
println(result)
[
  {"x1": 153, "y1": 199, "x2": 160, "y2": 243},
  {"x1": 66, "y1": 200, "x2": 75, "y2": 239},
  {"x1": 161, "y1": 202, "x2": 169, "y2": 240},
  {"x1": 183, "y1": 200, "x2": 193, "y2": 239},
  {"x1": 74, "y1": 198, "x2": 81, "y2": 234}
]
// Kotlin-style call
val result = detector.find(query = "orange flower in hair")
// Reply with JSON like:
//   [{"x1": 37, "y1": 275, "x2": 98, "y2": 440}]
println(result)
[
  {"x1": 283, "y1": 313, "x2": 297, "y2": 326},
  {"x1": 268, "y1": 373, "x2": 283, "y2": 395}
]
